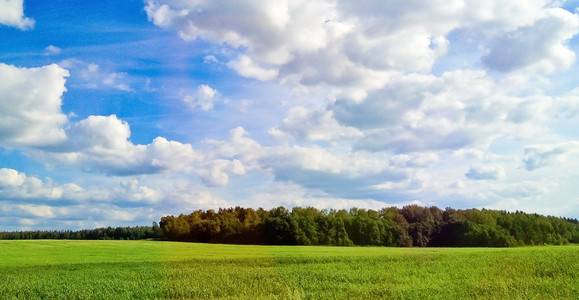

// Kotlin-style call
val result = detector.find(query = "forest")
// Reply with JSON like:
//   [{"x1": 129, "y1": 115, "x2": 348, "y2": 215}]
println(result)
[
  {"x1": 0, "y1": 224, "x2": 163, "y2": 241},
  {"x1": 1, "y1": 205, "x2": 577, "y2": 247},
  {"x1": 159, "y1": 206, "x2": 579, "y2": 247}
]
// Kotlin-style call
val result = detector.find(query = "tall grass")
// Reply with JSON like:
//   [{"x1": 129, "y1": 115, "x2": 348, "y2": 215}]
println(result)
[{"x1": 0, "y1": 240, "x2": 577, "y2": 299}]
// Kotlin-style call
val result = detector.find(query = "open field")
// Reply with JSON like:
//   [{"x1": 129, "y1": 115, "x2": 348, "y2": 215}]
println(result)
[{"x1": 0, "y1": 240, "x2": 577, "y2": 299}]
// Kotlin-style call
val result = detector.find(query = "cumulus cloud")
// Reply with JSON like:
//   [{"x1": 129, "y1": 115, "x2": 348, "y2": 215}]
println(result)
[
  {"x1": 523, "y1": 142, "x2": 579, "y2": 171},
  {"x1": 482, "y1": 9, "x2": 579, "y2": 73},
  {"x1": 269, "y1": 106, "x2": 363, "y2": 142},
  {"x1": 118, "y1": 179, "x2": 163, "y2": 204},
  {"x1": 142, "y1": 0, "x2": 416, "y2": 100},
  {"x1": 207, "y1": 127, "x2": 407, "y2": 197},
  {"x1": 183, "y1": 84, "x2": 219, "y2": 111},
  {"x1": 0, "y1": 63, "x2": 69, "y2": 148},
  {"x1": 0, "y1": 168, "x2": 78, "y2": 200},
  {"x1": 0, "y1": 0, "x2": 34, "y2": 30},
  {"x1": 330, "y1": 70, "x2": 492, "y2": 153},
  {"x1": 465, "y1": 164, "x2": 506, "y2": 180},
  {"x1": 25, "y1": 112, "x2": 247, "y2": 182},
  {"x1": 145, "y1": 0, "x2": 579, "y2": 102},
  {"x1": 47, "y1": 115, "x2": 203, "y2": 175},
  {"x1": 0, "y1": 168, "x2": 173, "y2": 229},
  {"x1": 145, "y1": 0, "x2": 336, "y2": 60},
  {"x1": 16, "y1": 204, "x2": 62, "y2": 218},
  {"x1": 315, "y1": 69, "x2": 560, "y2": 154},
  {"x1": 0, "y1": 63, "x2": 250, "y2": 181},
  {"x1": 0, "y1": 200, "x2": 162, "y2": 230},
  {"x1": 0, "y1": 62, "x2": 205, "y2": 178},
  {"x1": 228, "y1": 55, "x2": 278, "y2": 81},
  {"x1": 0, "y1": 168, "x2": 163, "y2": 206},
  {"x1": 245, "y1": 182, "x2": 393, "y2": 211},
  {"x1": 197, "y1": 159, "x2": 246, "y2": 186}
]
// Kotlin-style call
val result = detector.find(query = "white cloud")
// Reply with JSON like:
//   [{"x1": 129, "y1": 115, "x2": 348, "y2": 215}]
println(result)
[
  {"x1": 44, "y1": 45, "x2": 62, "y2": 55},
  {"x1": 68, "y1": 115, "x2": 133, "y2": 152},
  {"x1": 47, "y1": 115, "x2": 203, "y2": 176},
  {"x1": 452, "y1": 149, "x2": 485, "y2": 160},
  {"x1": 146, "y1": 0, "x2": 579, "y2": 103},
  {"x1": 270, "y1": 106, "x2": 363, "y2": 142},
  {"x1": 29, "y1": 113, "x2": 246, "y2": 182},
  {"x1": 118, "y1": 179, "x2": 162, "y2": 204},
  {"x1": 0, "y1": 63, "x2": 69, "y2": 148},
  {"x1": 17, "y1": 205, "x2": 59, "y2": 218},
  {"x1": 390, "y1": 153, "x2": 439, "y2": 168},
  {"x1": 448, "y1": 180, "x2": 466, "y2": 189},
  {"x1": 0, "y1": 168, "x2": 173, "y2": 225},
  {"x1": 197, "y1": 159, "x2": 246, "y2": 186},
  {"x1": 145, "y1": 0, "x2": 336, "y2": 60},
  {"x1": 146, "y1": 137, "x2": 202, "y2": 173},
  {"x1": 207, "y1": 127, "x2": 407, "y2": 197},
  {"x1": 465, "y1": 164, "x2": 506, "y2": 180},
  {"x1": 102, "y1": 72, "x2": 134, "y2": 92},
  {"x1": 0, "y1": 200, "x2": 165, "y2": 230},
  {"x1": 0, "y1": 0, "x2": 34, "y2": 30},
  {"x1": 324, "y1": 69, "x2": 560, "y2": 154},
  {"x1": 245, "y1": 182, "x2": 392, "y2": 211},
  {"x1": 203, "y1": 55, "x2": 219, "y2": 64},
  {"x1": 523, "y1": 141, "x2": 579, "y2": 171},
  {"x1": 227, "y1": 55, "x2": 278, "y2": 81},
  {"x1": 553, "y1": 88, "x2": 579, "y2": 119},
  {"x1": 332, "y1": 70, "x2": 487, "y2": 153},
  {"x1": 183, "y1": 84, "x2": 219, "y2": 111},
  {"x1": 482, "y1": 9, "x2": 579, "y2": 73},
  {"x1": 160, "y1": 182, "x2": 231, "y2": 212},
  {"x1": 0, "y1": 168, "x2": 74, "y2": 200},
  {"x1": 0, "y1": 168, "x2": 26, "y2": 187}
]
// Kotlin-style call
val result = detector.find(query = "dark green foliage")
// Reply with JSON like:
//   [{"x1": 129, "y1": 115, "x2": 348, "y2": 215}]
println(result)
[
  {"x1": 0, "y1": 222, "x2": 163, "y2": 241},
  {"x1": 158, "y1": 206, "x2": 579, "y2": 247},
  {"x1": 265, "y1": 207, "x2": 296, "y2": 245}
]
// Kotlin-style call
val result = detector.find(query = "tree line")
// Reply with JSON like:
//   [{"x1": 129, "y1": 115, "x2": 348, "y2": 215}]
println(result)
[
  {"x1": 1, "y1": 206, "x2": 577, "y2": 247},
  {"x1": 159, "y1": 206, "x2": 579, "y2": 247},
  {"x1": 0, "y1": 223, "x2": 163, "y2": 240}
]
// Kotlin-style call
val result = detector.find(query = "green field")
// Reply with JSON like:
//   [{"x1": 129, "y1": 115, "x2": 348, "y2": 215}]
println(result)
[{"x1": 0, "y1": 240, "x2": 577, "y2": 299}]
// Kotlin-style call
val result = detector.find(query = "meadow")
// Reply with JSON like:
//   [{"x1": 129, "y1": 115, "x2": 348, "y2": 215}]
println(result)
[{"x1": 0, "y1": 240, "x2": 577, "y2": 299}]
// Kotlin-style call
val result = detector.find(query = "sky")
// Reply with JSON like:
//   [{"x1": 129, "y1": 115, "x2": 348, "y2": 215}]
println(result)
[{"x1": 1, "y1": 0, "x2": 579, "y2": 231}]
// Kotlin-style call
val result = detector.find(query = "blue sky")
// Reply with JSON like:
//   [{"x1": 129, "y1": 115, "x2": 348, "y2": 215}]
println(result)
[{"x1": 1, "y1": 0, "x2": 579, "y2": 230}]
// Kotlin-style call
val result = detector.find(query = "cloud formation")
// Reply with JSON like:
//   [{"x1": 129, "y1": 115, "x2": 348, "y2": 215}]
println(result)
[
  {"x1": 465, "y1": 164, "x2": 506, "y2": 180},
  {"x1": 482, "y1": 9, "x2": 579, "y2": 73},
  {"x1": 145, "y1": 0, "x2": 579, "y2": 101},
  {"x1": 183, "y1": 84, "x2": 219, "y2": 111},
  {"x1": 0, "y1": 63, "x2": 69, "y2": 148},
  {"x1": 0, "y1": 64, "x2": 236, "y2": 182},
  {"x1": 523, "y1": 142, "x2": 579, "y2": 171},
  {"x1": 54, "y1": 115, "x2": 201, "y2": 175},
  {"x1": 0, "y1": 0, "x2": 34, "y2": 30}
]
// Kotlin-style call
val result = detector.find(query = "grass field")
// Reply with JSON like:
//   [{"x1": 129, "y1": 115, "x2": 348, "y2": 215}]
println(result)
[{"x1": 0, "y1": 240, "x2": 577, "y2": 299}]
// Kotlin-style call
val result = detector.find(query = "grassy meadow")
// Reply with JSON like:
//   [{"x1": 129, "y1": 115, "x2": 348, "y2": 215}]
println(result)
[{"x1": 0, "y1": 240, "x2": 577, "y2": 299}]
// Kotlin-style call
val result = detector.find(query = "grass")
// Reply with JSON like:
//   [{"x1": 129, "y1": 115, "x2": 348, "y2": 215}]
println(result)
[{"x1": 0, "y1": 240, "x2": 577, "y2": 299}]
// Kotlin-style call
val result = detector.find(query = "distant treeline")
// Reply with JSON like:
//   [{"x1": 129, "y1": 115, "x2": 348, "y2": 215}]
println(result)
[
  {"x1": 1, "y1": 206, "x2": 577, "y2": 247},
  {"x1": 0, "y1": 224, "x2": 163, "y2": 240},
  {"x1": 160, "y1": 206, "x2": 579, "y2": 247}
]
